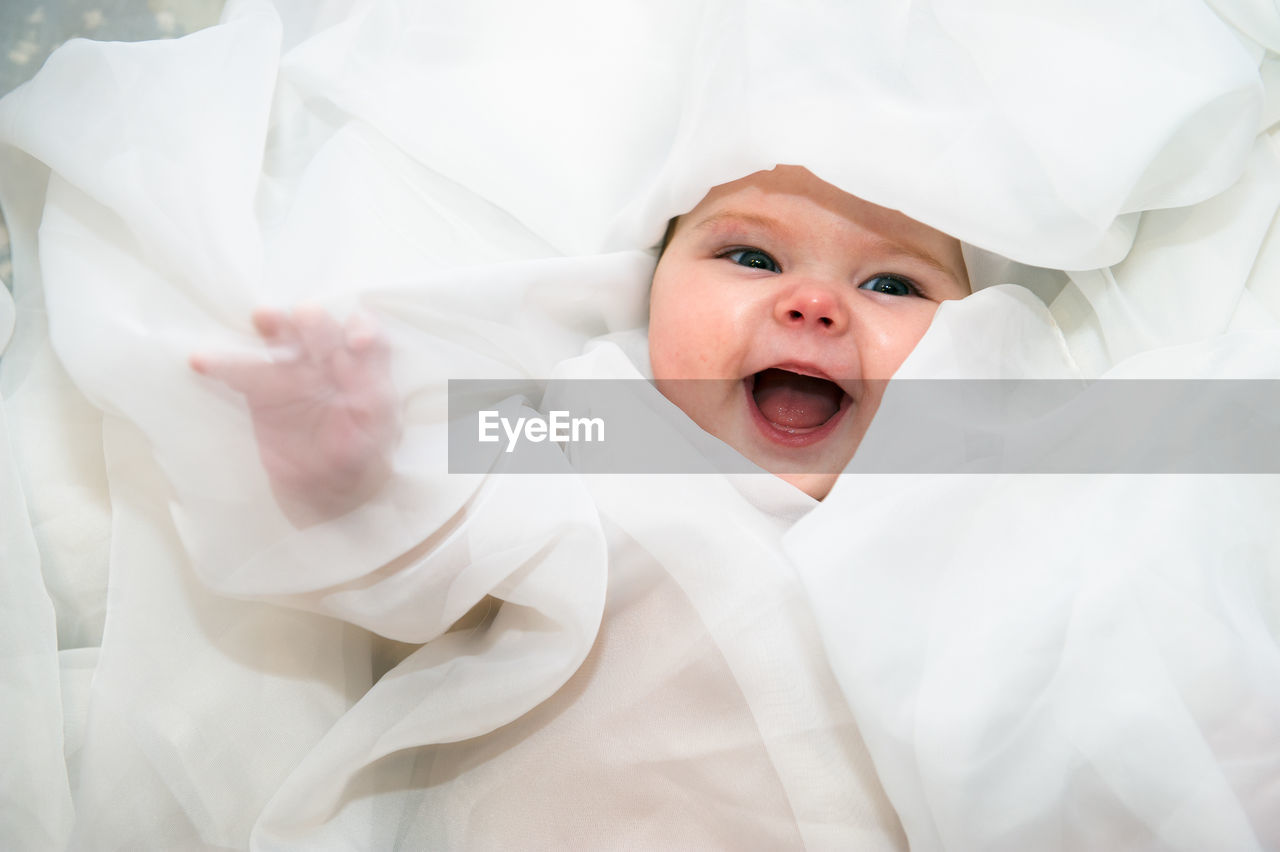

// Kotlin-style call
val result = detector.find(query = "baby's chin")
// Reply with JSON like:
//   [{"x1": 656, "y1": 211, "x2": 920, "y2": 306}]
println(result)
[{"x1": 777, "y1": 471, "x2": 840, "y2": 501}]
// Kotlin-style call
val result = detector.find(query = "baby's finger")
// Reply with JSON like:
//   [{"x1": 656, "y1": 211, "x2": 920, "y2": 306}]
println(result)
[
  {"x1": 292, "y1": 304, "x2": 343, "y2": 363},
  {"x1": 331, "y1": 347, "x2": 361, "y2": 394},
  {"x1": 251, "y1": 307, "x2": 286, "y2": 340},
  {"x1": 345, "y1": 311, "x2": 392, "y2": 365},
  {"x1": 343, "y1": 310, "x2": 381, "y2": 352},
  {"x1": 338, "y1": 311, "x2": 392, "y2": 391},
  {"x1": 330, "y1": 345, "x2": 387, "y2": 396},
  {"x1": 332, "y1": 346, "x2": 400, "y2": 436},
  {"x1": 189, "y1": 350, "x2": 291, "y2": 397},
  {"x1": 252, "y1": 307, "x2": 308, "y2": 358},
  {"x1": 189, "y1": 351, "x2": 215, "y2": 375}
]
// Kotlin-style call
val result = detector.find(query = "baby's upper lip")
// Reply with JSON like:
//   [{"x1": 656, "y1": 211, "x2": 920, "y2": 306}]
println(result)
[
  {"x1": 767, "y1": 361, "x2": 837, "y2": 381},
  {"x1": 751, "y1": 361, "x2": 858, "y2": 399}
]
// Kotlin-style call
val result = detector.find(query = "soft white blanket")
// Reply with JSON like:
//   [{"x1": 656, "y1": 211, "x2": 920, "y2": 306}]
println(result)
[{"x1": 2, "y1": 0, "x2": 1278, "y2": 848}]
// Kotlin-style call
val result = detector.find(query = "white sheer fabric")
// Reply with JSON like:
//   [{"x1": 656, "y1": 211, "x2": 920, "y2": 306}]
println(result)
[
  {"x1": 793, "y1": 289, "x2": 1280, "y2": 852},
  {"x1": 1, "y1": 0, "x2": 1278, "y2": 848}
]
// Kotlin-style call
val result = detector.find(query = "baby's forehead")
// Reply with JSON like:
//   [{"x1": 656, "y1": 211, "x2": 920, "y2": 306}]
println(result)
[
  {"x1": 683, "y1": 168, "x2": 927, "y2": 239},
  {"x1": 676, "y1": 167, "x2": 967, "y2": 282}
]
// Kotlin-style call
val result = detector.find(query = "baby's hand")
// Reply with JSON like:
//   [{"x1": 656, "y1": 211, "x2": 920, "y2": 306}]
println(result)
[{"x1": 190, "y1": 306, "x2": 401, "y2": 525}]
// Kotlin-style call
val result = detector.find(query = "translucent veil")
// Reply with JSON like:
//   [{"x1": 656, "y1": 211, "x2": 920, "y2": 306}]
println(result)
[{"x1": 2, "y1": 0, "x2": 1278, "y2": 848}]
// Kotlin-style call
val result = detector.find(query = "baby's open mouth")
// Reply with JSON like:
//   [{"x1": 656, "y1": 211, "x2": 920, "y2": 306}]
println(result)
[{"x1": 749, "y1": 368, "x2": 848, "y2": 431}]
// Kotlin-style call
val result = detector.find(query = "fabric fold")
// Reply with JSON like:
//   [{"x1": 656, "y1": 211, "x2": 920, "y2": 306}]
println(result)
[
  {"x1": 792, "y1": 288, "x2": 1280, "y2": 851},
  {"x1": 2, "y1": 0, "x2": 1279, "y2": 847}
]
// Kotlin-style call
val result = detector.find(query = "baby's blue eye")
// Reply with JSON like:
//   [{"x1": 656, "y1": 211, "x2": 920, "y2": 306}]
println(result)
[
  {"x1": 858, "y1": 275, "x2": 917, "y2": 297},
  {"x1": 724, "y1": 248, "x2": 780, "y2": 272}
]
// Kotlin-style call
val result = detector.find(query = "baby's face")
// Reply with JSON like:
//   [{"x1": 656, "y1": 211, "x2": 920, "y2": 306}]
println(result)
[{"x1": 648, "y1": 166, "x2": 970, "y2": 499}]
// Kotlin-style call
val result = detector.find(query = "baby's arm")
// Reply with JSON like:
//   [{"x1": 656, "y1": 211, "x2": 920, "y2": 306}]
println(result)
[
  {"x1": 184, "y1": 306, "x2": 605, "y2": 659},
  {"x1": 190, "y1": 306, "x2": 401, "y2": 526}
]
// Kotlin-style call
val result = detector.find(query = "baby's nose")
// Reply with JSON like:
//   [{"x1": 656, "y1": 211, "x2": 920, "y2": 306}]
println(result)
[{"x1": 774, "y1": 280, "x2": 848, "y2": 333}]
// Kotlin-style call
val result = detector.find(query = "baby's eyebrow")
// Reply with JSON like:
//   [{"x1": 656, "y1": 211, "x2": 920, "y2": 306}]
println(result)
[
  {"x1": 690, "y1": 209, "x2": 964, "y2": 285},
  {"x1": 864, "y1": 236, "x2": 958, "y2": 281},
  {"x1": 689, "y1": 210, "x2": 786, "y2": 237}
]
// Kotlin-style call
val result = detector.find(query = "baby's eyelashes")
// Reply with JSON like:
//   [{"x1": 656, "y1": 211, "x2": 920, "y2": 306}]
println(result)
[
  {"x1": 717, "y1": 247, "x2": 924, "y2": 298},
  {"x1": 720, "y1": 247, "x2": 781, "y2": 272},
  {"x1": 857, "y1": 274, "x2": 920, "y2": 297}
]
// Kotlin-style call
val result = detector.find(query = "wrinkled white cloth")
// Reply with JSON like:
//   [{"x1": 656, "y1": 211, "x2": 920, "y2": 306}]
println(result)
[
  {"x1": 1, "y1": 0, "x2": 1279, "y2": 849},
  {"x1": 237, "y1": 339, "x2": 907, "y2": 850},
  {"x1": 794, "y1": 287, "x2": 1280, "y2": 852}
]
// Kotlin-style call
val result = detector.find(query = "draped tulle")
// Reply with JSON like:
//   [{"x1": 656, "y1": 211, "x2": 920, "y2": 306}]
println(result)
[{"x1": 1, "y1": 0, "x2": 1278, "y2": 848}]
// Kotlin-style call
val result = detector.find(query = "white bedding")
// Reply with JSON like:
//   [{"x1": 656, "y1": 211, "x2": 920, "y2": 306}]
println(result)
[{"x1": 2, "y1": 0, "x2": 1279, "y2": 848}]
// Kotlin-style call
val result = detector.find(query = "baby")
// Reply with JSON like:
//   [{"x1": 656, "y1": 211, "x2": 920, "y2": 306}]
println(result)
[
  {"x1": 193, "y1": 165, "x2": 970, "y2": 511},
  {"x1": 189, "y1": 165, "x2": 971, "y2": 848},
  {"x1": 649, "y1": 165, "x2": 970, "y2": 498}
]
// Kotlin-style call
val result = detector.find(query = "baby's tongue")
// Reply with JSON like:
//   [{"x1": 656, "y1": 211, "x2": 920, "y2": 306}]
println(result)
[{"x1": 752, "y1": 369, "x2": 842, "y2": 429}]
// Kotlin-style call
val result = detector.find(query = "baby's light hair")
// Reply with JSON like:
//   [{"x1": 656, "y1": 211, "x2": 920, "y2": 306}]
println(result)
[{"x1": 657, "y1": 217, "x2": 679, "y2": 257}]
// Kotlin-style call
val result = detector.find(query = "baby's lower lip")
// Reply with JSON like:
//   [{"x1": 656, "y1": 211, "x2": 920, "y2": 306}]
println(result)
[{"x1": 743, "y1": 377, "x2": 851, "y2": 448}]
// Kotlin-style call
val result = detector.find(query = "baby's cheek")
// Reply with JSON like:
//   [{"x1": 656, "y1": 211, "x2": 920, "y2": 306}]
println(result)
[
  {"x1": 881, "y1": 306, "x2": 939, "y2": 372},
  {"x1": 649, "y1": 310, "x2": 716, "y2": 380},
  {"x1": 647, "y1": 325, "x2": 680, "y2": 380}
]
